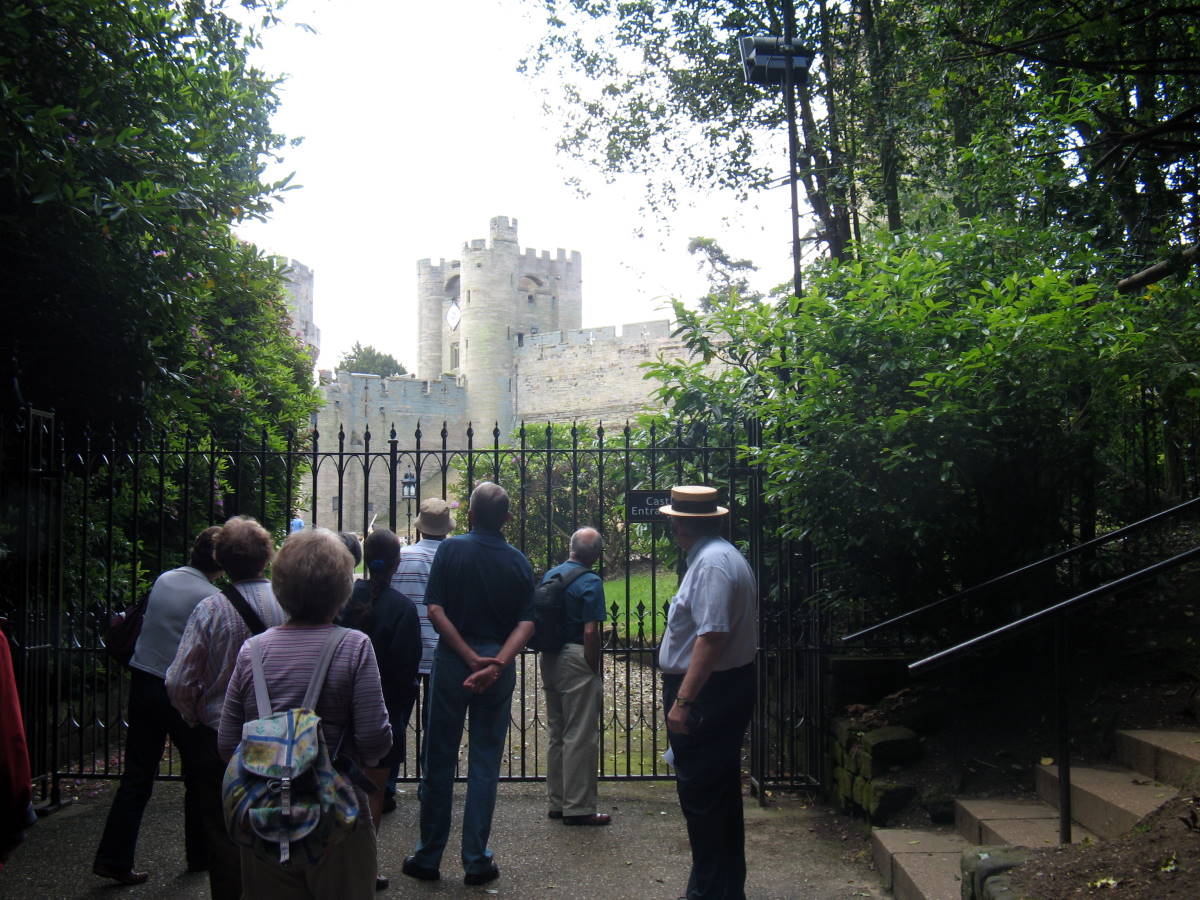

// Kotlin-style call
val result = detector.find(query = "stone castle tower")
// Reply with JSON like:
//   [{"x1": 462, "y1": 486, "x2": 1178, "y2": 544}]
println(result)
[
  {"x1": 417, "y1": 216, "x2": 582, "y2": 434},
  {"x1": 307, "y1": 216, "x2": 702, "y2": 531}
]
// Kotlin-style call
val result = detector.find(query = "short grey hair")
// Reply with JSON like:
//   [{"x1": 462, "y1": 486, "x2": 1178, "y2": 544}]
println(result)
[
  {"x1": 470, "y1": 481, "x2": 510, "y2": 530},
  {"x1": 272, "y1": 528, "x2": 355, "y2": 625},
  {"x1": 569, "y1": 527, "x2": 603, "y2": 564}
]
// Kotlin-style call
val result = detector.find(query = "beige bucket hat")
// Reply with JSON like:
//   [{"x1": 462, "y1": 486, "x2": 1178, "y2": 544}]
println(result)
[{"x1": 414, "y1": 497, "x2": 455, "y2": 536}]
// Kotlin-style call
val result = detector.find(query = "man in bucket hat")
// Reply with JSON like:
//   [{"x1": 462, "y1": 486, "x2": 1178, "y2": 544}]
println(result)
[
  {"x1": 658, "y1": 485, "x2": 758, "y2": 900},
  {"x1": 386, "y1": 497, "x2": 456, "y2": 813}
]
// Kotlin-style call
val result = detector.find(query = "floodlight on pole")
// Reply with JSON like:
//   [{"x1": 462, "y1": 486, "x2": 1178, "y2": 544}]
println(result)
[{"x1": 738, "y1": 23, "x2": 815, "y2": 300}]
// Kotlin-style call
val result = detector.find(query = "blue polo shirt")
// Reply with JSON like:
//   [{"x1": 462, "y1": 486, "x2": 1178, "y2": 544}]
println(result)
[
  {"x1": 425, "y1": 528, "x2": 535, "y2": 643},
  {"x1": 540, "y1": 560, "x2": 607, "y2": 644}
]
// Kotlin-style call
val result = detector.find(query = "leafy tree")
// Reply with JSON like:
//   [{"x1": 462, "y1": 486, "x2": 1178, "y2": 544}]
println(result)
[
  {"x1": 337, "y1": 343, "x2": 408, "y2": 378},
  {"x1": 0, "y1": 0, "x2": 315, "y2": 436},
  {"x1": 524, "y1": 1, "x2": 1200, "y2": 278},
  {"x1": 646, "y1": 221, "x2": 1200, "y2": 612},
  {"x1": 688, "y1": 237, "x2": 762, "y2": 311}
]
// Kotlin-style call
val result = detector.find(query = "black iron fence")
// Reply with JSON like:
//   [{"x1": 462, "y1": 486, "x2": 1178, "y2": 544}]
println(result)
[{"x1": 0, "y1": 409, "x2": 823, "y2": 805}]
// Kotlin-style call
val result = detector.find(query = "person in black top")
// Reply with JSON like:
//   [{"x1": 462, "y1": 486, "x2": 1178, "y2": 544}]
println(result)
[{"x1": 336, "y1": 528, "x2": 421, "y2": 830}]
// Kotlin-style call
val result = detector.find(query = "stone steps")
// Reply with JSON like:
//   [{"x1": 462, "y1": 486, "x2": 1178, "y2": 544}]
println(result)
[{"x1": 870, "y1": 728, "x2": 1200, "y2": 899}]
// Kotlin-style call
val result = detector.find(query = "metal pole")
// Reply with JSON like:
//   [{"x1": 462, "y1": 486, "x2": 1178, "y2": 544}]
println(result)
[
  {"x1": 1054, "y1": 617, "x2": 1072, "y2": 844},
  {"x1": 782, "y1": 3, "x2": 803, "y2": 298}
]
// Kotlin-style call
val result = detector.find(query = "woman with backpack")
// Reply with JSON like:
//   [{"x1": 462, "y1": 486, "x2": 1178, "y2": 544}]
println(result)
[{"x1": 217, "y1": 527, "x2": 392, "y2": 899}]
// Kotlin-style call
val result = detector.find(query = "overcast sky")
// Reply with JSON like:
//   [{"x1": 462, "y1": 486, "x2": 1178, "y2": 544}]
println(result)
[{"x1": 234, "y1": 0, "x2": 794, "y2": 371}]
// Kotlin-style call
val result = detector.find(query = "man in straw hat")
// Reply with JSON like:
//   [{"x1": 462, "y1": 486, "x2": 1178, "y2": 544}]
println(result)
[{"x1": 658, "y1": 485, "x2": 758, "y2": 900}]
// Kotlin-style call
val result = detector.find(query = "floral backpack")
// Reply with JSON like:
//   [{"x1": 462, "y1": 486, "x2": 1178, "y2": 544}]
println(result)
[{"x1": 221, "y1": 628, "x2": 359, "y2": 866}]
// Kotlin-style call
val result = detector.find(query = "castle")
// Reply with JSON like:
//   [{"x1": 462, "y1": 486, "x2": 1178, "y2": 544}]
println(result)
[{"x1": 303, "y1": 216, "x2": 698, "y2": 531}]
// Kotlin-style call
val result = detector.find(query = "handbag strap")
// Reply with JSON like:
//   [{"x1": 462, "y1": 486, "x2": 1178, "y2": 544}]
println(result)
[
  {"x1": 221, "y1": 584, "x2": 268, "y2": 635},
  {"x1": 247, "y1": 627, "x2": 348, "y2": 718}
]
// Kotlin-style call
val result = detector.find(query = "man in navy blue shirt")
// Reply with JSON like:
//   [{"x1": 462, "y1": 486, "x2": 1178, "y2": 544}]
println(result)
[
  {"x1": 540, "y1": 527, "x2": 610, "y2": 826},
  {"x1": 403, "y1": 482, "x2": 534, "y2": 888}
]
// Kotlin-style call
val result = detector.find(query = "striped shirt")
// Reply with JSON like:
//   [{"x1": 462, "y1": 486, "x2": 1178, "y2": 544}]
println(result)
[
  {"x1": 217, "y1": 625, "x2": 392, "y2": 769},
  {"x1": 391, "y1": 538, "x2": 442, "y2": 675},
  {"x1": 165, "y1": 580, "x2": 286, "y2": 729}
]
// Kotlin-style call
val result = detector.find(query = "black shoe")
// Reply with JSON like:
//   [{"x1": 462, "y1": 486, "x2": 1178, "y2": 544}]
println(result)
[
  {"x1": 382, "y1": 794, "x2": 397, "y2": 814},
  {"x1": 93, "y1": 862, "x2": 150, "y2": 885},
  {"x1": 401, "y1": 856, "x2": 440, "y2": 882},
  {"x1": 463, "y1": 862, "x2": 500, "y2": 886},
  {"x1": 563, "y1": 812, "x2": 612, "y2": 826},
  {"x1": 375, "y1": 875, "x2": 389, "y2": 891},
  {"x1": 547, "y1": 810, "x2": 563, "y2": 819}
]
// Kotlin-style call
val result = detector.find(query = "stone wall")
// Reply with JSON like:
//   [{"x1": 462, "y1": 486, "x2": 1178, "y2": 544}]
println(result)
[
  {"x1": 305, "y1": 371, "x2": 470, "y2": 532},
  {"x1": 513, "y1": 319, "x2": 687, "y2": 424}
]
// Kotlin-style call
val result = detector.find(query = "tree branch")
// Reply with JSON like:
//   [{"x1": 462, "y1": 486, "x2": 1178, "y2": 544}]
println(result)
[{"x1": 1117, "y1": 243, "x2": 1200, "y2": 294}]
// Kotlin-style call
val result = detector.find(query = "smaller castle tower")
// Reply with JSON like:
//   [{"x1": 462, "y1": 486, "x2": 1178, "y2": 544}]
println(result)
[{"x1": 415, "y1": 216, "x2": 582, "y2": 436}]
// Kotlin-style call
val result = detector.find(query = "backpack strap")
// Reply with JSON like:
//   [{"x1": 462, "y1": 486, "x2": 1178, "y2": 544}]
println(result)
[
  {"x1": 248, "y1": 638, "x2": 274, "y2": 717},
  {"x1": 246, "y1": 627, "x2": 349, "y2": 719},
  {"x1": 556, "y1": 564, "x2": 592, "y2": 591},
  {"x1": 301, "y1": 627, "x2": 349, "y2": 711},
  {"x1": 222, "y1": 584, "x2": 268, "y2": 635}
]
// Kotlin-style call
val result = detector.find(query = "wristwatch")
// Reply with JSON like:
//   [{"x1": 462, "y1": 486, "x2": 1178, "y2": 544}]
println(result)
[{"x1": 674, "y1": 696, "x2": 695, "y2": 707}]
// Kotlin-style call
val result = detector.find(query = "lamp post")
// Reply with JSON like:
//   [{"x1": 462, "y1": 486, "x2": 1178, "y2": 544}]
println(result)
[
  {"x1": 738, "y1": 22, "x2": 814, "y2": 300},
  {"x1": 401, "y1": 468, "x2": 417, "y2": 542}
]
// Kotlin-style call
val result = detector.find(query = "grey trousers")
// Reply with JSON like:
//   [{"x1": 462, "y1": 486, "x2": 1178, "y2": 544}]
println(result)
[{"x1": 540, "y1": 643, "x2": 602, "y2": 816}]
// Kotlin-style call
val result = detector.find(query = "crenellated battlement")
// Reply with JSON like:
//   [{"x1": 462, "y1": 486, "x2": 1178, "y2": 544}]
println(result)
[{"x1": 520, "y1": 319, "x2": 672, "y2": 351}]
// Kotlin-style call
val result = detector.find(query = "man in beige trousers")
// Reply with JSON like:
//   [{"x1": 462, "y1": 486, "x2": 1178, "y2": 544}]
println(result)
[{"x1": 540, "y1": 527, "x2": 611, "y2": 826}]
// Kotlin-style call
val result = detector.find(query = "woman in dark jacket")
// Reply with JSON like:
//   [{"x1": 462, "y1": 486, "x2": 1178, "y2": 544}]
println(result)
[{"x1": 336, "y1": 528, "x2": 421, "y2": 826}]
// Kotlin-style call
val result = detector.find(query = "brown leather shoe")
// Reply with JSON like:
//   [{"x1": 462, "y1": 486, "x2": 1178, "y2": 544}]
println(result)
[
  {"x1": 562, "y1": 813, "x2": 612, "y2": 826},
  {"x1": 93, "y1": 862, "x2": 150, "y2": 885}
]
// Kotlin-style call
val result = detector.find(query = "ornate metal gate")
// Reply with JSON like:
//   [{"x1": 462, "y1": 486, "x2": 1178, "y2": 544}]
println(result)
[{"x1": 0, "y1": 409, "x2": 823, "y2": 803}]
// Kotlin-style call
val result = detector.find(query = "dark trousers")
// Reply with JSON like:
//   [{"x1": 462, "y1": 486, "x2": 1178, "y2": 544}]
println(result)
[
  {"x1": 93, "y1": 669, "x2": 208, "y2": 872},
  {"x1": 193, "y1": 726, "x2": 242, "y2": 900},
  {"x1": 663, "y1": 663, "x2": 755, "y2": 900}
]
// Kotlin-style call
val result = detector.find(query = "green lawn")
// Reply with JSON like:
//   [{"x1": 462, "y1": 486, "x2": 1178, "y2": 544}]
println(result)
[{"x1": 603, "y1": 570, "x2": 678, "y2": 643}]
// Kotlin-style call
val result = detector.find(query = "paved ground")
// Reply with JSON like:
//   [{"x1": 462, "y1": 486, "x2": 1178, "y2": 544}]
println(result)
[{"x1": 1, "y1": 779, "x2": 885, "y2": 899}]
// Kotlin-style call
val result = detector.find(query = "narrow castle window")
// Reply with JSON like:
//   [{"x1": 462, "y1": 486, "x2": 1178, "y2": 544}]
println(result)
[
  {"x1": 528, "y1": 294, "x2": 534, "y2": 303},
  {"x1": 450, "y1": 343, "x2": 460, "y2": 369},
  {"x1": 331, "y1": 497, "x2": 340, "y2": 512},
  {"x1": 517, "y1": 333, "x2": 524, "y2": 347}
]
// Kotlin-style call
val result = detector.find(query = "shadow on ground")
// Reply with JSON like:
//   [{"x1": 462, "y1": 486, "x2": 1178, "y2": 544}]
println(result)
[{"x1": 2, "y1": 780, "x2": 885, "y2": 899}]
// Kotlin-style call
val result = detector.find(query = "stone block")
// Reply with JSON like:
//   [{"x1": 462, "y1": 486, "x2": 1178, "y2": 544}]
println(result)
[
  {"x1": 833, "y1": 717, "x2": 862, "y2": 747},
  {"x1": 852, "y1": 774, "x2": 869, "y2": 809},
  {"x1": 868, "y1": 780, "x2": 918, "y2": 826},
  {"x1": 863, "y1": 725, "x2": 922, "y2": 767},
  {"x1": 850, "y1": 745, "x2": 874, "y2": 777},
  {"x1": 961, "y1": 846, "x2": 1029, "y2": 900},
  {"x1": 831, "y1": 739, "x2": 844, "y2": 768},
  {"x1": 832, "y1": 766, "x2": 853, "y2": 807}
]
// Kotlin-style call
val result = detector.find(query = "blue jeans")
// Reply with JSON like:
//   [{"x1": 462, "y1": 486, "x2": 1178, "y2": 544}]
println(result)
[{"x1": 412, "y1": 642, "x2": 514, "y2": 875}]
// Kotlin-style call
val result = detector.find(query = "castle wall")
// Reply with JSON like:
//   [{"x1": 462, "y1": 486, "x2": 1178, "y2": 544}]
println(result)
[
  {"x1": 282, "y1": 259, "x2": 320, "y2": 356},
  {"x1": 513, "y1": 320, "x2": 687, "y2": 425},
  {"x1": 305, "y1": 371, "x2": 470, "y2": 534}
]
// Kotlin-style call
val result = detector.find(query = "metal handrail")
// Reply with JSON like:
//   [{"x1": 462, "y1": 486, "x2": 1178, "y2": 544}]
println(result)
[
  {"x1": 908, "y1": 544, "x2": 1200, "y2": 673},
  {"x1": 908, "y1": 542, "x2": 1200, "y2": 846},
  {"x1": 841, "y1": 495, "x2": 1200, "y2": 643}
]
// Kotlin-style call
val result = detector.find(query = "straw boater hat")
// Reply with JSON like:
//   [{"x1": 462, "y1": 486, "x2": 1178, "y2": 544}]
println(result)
[
  {"x1": 414, "y1": 497, "x2": 454, "y2": 536},
  {"x1": 658, "y1": 485, "x2": 729, "y2": 518}
]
